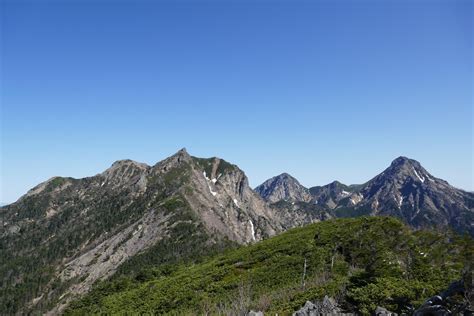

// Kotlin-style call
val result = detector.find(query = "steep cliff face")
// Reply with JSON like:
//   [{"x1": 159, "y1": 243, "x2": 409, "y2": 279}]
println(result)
[
  {"x1": 0, "y1": 149, "x2": 283, "y2": 314},
  {"x1": 187, "y1": 156, "x2": 282, "y2": 243}
]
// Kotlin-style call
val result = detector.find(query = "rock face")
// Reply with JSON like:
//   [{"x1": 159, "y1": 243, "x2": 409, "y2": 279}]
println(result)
[
  {"x1": 375, "y1": 306, "x2": 398, "y2": 316},
  {"x1": 0, "y1": 149, "x2": 284, "y2": 314},
  {"x1": 255, "y1": 173, "x2": 312, "y2": 203},
  {"x1": 293, "y1": 296, "x2": 353, "y2": 316},
  {"x1": 256, "y1": 156, "x2": 474, "y2": 235},
  {"x1": 182, "y1": 154, "x2": 282, "y2": 244}
]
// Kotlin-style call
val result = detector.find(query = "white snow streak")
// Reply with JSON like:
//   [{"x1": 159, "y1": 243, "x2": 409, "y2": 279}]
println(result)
[
  {"x1": 398, "y1": 196, "x2": 404, "y2": 208},
  {"x1": 233, "y1": 198, "x2": 239, "y2": 207},
  {"x1": 413, "y1": 168, "x2": 425, "y2": 183},
  {"x1": 249, "y1": 220, "x2": 256, "y2": 241},
  {"x1": 206, "y1": 182, "x2": 217, "y2": 196},
  {"x1": 208, "y1": 184, "x2": 217, "y2": 196},
  {"x1": 203, "y1": 171, "x2": 217, "y2": 196}
]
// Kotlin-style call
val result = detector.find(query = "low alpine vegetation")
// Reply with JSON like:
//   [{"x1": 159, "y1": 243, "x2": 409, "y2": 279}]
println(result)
[{"x1": 66, "y1": 217, "x2": 473, "y2": 315}]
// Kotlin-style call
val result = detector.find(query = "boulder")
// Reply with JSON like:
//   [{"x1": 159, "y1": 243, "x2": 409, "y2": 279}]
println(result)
[
  {"x1": 375, "y1": 306, "x2": 397, "y2": 315},
  {"x1": 292, "y1": 296, "x2": 354, "y2": 316}
]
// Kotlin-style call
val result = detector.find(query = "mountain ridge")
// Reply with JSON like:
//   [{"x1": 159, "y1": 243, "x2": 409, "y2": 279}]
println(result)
[
  {"x1": 256, "y1": 156, "x2": 474, "y2": 236},
  {"x1": 0, "y1": 148, "x2": 284, "y2": 314},
  {"x1": 1, "y1": 150, "x2": 473, "y2": 314}
]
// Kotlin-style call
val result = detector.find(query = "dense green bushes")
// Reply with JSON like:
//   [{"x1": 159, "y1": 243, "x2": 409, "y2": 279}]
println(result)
[{"x1": 66, "y1": 217, "x2": 473, "y2": 315}]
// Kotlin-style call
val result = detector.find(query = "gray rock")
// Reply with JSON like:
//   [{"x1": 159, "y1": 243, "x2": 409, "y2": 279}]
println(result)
[
  {"x1": 375, "y1": 306, "x2": 397, "y2": 315},
  {"x1": 247, "y1": 311, "x2": 263, "y2": 316},
  {"x1": 292, "y1": 296, "x2": 353, "y2": 316},
  {"x1": 414, "y1": 276, "x2": 474, "y2": 315}
]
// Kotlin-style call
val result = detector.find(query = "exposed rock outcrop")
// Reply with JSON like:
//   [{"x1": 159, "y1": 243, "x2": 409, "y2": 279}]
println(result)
[{"x1": 292, "y1": 296, "x2": 354, "y2": 316}]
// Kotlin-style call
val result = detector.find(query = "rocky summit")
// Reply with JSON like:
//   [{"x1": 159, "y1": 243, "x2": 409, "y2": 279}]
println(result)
[{"x1": 255, "y1": 173, "x2": 312, "y2": 203}]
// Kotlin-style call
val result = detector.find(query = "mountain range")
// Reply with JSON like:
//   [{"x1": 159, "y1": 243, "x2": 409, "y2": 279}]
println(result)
[
  {"x1": 256, "y1": 156, "x2": 473, "y2": 235},
  {"x1": 1, "y1": 149, "x2": 472, "y2": 314}
]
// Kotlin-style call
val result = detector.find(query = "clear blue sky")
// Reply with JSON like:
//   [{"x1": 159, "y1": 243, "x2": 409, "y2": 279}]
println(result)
[{"x1": 1, "y1": 0, "x2": 472, "y2": 203}]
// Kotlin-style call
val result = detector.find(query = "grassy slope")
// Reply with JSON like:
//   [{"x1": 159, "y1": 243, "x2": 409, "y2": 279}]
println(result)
[{"x1": 66, "y1": 217, "x2": 473, "y2": 315}]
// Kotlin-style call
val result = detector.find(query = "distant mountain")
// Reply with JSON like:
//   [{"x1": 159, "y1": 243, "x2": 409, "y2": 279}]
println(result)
[
  {"x1": 0, "y1": 149, "x2": 284, "y2": 314},
  {"x1": 257, "y1": 156, "x2": 474, "y2": 235},
  {"x1": 344, "y1": 156, "x2": 474, "y2": 235},
  {"x1": 309, "y1": 181, "x2": 361, "y2": 209},
  {"x1": 255, "y1": 173, "x2": 312, "y2": 203}
]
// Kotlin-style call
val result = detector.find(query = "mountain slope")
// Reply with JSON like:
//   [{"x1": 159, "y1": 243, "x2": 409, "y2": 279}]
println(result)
[
  {"x1": 256, "y1": 157, "x2": 474, "y2": 235},
  {"x1": 338, "y1": 157, "x2": 474, "y2": 235},
  {"x1": 0, "y1": 149, "x2": 283, "y2": 314},
  {"x1": 309, "y1": 181, "x2": 360, "y2": 209},
  {"x1": 65, "y1": 217, "x2": 473, "y2": 315},
  {"x1": 255, "y1": 173, "x2": 312, "y2": 203}
]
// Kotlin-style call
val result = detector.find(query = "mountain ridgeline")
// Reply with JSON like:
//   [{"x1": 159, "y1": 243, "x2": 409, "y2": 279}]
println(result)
[
  {"x1": 0, "y1": 150, "x2": 472, "y2": 314},
  {"x1": 256, "y1": 156, "x2": 474, "y2": 236},
  {"x1": 0, "y1": 149, "x2": 283, "y2": 314}
]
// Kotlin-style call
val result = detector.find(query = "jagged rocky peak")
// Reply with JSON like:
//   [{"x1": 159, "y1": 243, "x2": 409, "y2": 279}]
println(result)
[
  {"x1": 153, "y1": 148, "x2": 192, "y2": 172},
  {"x1": 353, "y1": 156, "x2": 473, "y2": 235},
  {"x1": 255, "y1": 172, "x2": 312, "y2": 203},
  {"x1": 383, "y1": 156, "x2": 436, "y2": 184},
  {"x1": 167, "y1": 154, "x2": 284, "y2": 244}
]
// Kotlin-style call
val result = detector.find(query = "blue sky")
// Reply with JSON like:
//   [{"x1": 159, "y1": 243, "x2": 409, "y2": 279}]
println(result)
[{"x1": 1, "y1": 0, "x2": 472, "y2": 203}]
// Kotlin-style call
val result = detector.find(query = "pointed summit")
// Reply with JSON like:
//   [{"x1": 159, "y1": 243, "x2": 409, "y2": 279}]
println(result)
[
  {"x1": 389, "y1": 156, "x2": 422, "y2": 169},
  {"x1": 381, "y1": 156, "x2": 431, "y2": 184},
  {"x1": 346, "y1": 156, "x2": 473, "y2": 235},
  {"x1": 176, "y1": 147, "x2": 188, "y2": 154},
  {"x1": 153, "y1": 147, "x2": 192, "y2": 171},
  {"x1": 391, "y1": 156, "x2": 410, "y2": 165},
  {"x1": 171, "y1": 147, "x2": 190, "y2": 160},
  {"x1": 255, "y1": 173, "x2": 311, "y2": 203}
]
